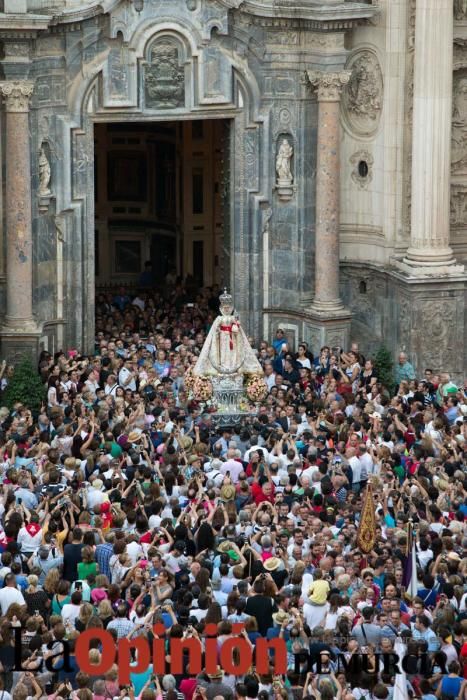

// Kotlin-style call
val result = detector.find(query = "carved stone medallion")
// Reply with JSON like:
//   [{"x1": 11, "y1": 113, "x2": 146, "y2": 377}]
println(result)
[
  {"x1": 342, "y1": 49, "x2": 383, "y2": 136},
  {"x1": 145, "y1": 40, "x2": 185, "y2": 109}
]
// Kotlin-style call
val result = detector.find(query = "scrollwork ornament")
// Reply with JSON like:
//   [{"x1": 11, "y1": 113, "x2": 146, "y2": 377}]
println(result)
[
  {"x1": 0, "y1": 81, "x2": 34, "y2": 113},
  {"x1": 307, "y1": 70, "x2": 352, "y2": 102}
]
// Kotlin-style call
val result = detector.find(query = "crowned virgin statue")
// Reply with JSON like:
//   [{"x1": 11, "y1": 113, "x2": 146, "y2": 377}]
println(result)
[{"x1": 194, "y1": 289, "x2": 263, "y2": 376}]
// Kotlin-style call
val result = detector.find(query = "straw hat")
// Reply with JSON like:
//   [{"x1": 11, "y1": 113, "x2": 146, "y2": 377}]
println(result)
[
  {"x1": 220, "y1": 484, "x2": 236, "y2": 501},
  {"x1": 272, "y1": 610, "x2": 290, "y2": 625},
  {"x1": 263, "y1": 557, "x2": 281, "y2": 572},
  {"x1": 128, "y1": 430, "x2": 143, "y2": 443},
  {"x1": 207, "y1": 668, "x2": 224, "y2": 680},
  {"x1": 179, "y1": 436, "x2": 193, "y2": 451}
]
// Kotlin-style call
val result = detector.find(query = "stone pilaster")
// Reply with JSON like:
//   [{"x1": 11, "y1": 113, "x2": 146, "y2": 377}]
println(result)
[
  {"x1": 307, "y1": 70, "x2": 351, "y2": 313},
  {"x1": 0, "y1": 81, "x2": 40, "y2": 360},
  {"x1": 401, "y1": 0, "x2": 464, "y2": 275}
]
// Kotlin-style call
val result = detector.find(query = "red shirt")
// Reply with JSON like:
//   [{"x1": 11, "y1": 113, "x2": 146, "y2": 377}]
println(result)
[{"x1": 251, "y1": 481, "x2": 275, "y2": 505}]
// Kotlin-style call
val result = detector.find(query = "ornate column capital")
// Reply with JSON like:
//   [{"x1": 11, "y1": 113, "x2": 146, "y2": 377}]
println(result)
[
  {"x1": 0, "y1": 81, "x2": 34, "y2": 113},
  {"x1": 307, "y1": 70, "x2": 351, "y2": 102}
]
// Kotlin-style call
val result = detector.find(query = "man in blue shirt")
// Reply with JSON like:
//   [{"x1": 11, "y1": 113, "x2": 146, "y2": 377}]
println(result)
[
  {"x1": 412, "y1": 614, "x2": 440, "y2": 651},
  {"x1": 394, "y1": 352, "x2": 416, "y2": 385},
  {"x1": 15, "y1": 478, "x2": 39, "y2": 509}
]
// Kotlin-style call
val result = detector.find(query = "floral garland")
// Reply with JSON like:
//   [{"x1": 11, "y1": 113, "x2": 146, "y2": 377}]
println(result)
[
  {"x1": 245, "y1": 374, "x2": 268, "y2": 402},
  {"x1": 192, "y1": 375, "x2": 213, "y2": 402}
]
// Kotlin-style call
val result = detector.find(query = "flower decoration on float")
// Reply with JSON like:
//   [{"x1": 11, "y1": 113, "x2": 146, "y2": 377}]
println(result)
[
  {"x1": 245, "y1": 374, "x2": 268, "y2": 402},
  {"x1": 192, "y1": 375, "x2": 213, "y2": 402},
  {"x1": 184, "y1": 366, "x2": 196, "y2": 392}
]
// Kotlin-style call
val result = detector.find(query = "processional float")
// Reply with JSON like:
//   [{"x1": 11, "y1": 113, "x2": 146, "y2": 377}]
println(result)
[{"x1": 184, "y1": 289, "x2": 267, "y2": 427}]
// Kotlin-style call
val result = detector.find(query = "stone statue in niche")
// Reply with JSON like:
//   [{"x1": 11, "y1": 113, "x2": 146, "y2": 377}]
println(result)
[
  {"x1": 276, "y1": 138, "x2": 293, "y2": 183},
  {"x1": 145, "y1": 40, "x2": 185, "y2": 109},
  {"x1": 275, "y1": 138, "x2": 295, "y2": 202},
  {"x1": 38, "y1": 147, "x2": 51, "y2": 197},
  {"x1": 452, "y1": 74, "x2": 467, "y2": 172},
  {"x1": 454, "y1": 0, "x2": 467, "y2": 20}
]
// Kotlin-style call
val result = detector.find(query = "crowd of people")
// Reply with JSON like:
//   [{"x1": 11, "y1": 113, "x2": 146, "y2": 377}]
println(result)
[{"x1": 0, "y1": 283, "x2": 466, "y2": 700}]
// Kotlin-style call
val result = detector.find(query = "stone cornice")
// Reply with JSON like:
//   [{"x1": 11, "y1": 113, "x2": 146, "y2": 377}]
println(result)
[
  {"x1": 48, "y1": 4, "x2": 106, "y2": 26},
  {"x1": 0, "y1": 0, "x2": 378, "y2": 32},
  {"x1": 20, "y1": 0, "x2": 244, "y2": 27},
  {"x1": 0, "y1": 14, "x2": 51, "y2": 35},
  {"x1": 239, "y1": 1, "x2": 379, "y2": 26}
]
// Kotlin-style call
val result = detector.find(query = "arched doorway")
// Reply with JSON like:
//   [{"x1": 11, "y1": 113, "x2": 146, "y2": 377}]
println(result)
[{"x1": 55, "y1": 18, "x2": 265, "y2": 353}]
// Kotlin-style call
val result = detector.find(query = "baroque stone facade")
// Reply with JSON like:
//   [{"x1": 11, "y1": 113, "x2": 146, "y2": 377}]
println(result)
[{"x1": 0, "y1": 0, "x2": 466, "y2": 378}]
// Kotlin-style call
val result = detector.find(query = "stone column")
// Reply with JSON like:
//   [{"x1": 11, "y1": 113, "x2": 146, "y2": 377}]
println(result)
[
  {"x1": 0, "y1": 81, "x2": 38, "y2": 337},
  {"x1": 307, "y1": 70, "x2": 351, "y2": 313},
  {"x1": 403, "y1": 0, "x2": 462, "y2": 271}
]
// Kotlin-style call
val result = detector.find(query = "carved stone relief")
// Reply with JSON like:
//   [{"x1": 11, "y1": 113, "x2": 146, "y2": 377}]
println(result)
[
  {"x1": 450, "y1": 185, "x2": 467, "y2": 227},
  {"x1": 244, "y1": 128, "x2": 259, "y2": 190},
  {"x1": 342, "y1": 50, "x2": 383, "y2": 136},
  {"x1": 452, "y1": 70, "x2": 467, "y2": 173},
  {"x1": 268, "y1": 30, "x2": 299, "y2": 45},
  {"x1": 350, "y1": 150, "x2": 374, "y2": 189},
  {"x1": 262, "y1": 207, "x2": 272, "y2": 237},
  {"x1": 454, "y1": 0, "x2": 467, "y2": 20},
  {"x1": 72, "y1": 130, "x2": 93, "y2": 199},
  {"x1": 403, "y1": 0, "x2": 416, "y2": 238},
  {"x1": 412, "y1": 301, "x2": 457, "y2": 370},
  {"x1": 308, "y1": 327, "x2": 321, "y2": 355},
  {"x1": 278, "y1": 107, "x2": 291, "y2": 126},
  {"x1": 305, "y1": 33, "x2": 343, "y2": 51},
  {"x1": 145, "y1": 39, "x2": 185, "y2": 109},
  {"x1": 3, "y1": 42, "x2": 30, "y2": 59},
  {"x1": 398, "y1": 297, "x2": 412, "y2": 346},
  {"x1": 109, "y1": 46, "x2": 128, "y2": 98},
  {"x1": 327, "y1": 331, "x2": 347, "y2": 350}
]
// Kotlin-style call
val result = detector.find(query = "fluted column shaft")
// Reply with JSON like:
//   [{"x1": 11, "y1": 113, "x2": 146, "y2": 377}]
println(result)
[
  {"x1": 405, "y1": 0, "x2": 454, "y2": 264},
  {"x1": 308, "y1": 70, "x2": 351, "y2": 312},
  {"x1": 0, "y1": 81, "x2": 36, "y2": 329}
]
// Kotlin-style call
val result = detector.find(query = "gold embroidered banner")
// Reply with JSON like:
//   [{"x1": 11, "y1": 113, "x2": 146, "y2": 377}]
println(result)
[{"x1": 357, "y1": 483, "x2": 377, "y2": 554}]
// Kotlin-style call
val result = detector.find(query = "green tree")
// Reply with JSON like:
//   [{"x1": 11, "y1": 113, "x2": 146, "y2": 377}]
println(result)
[
  {"x1": 374, "y1": 345, "x2": 395, "y2": 394},
  {"x1": 2, "y1": 356, "x2": 45, "y2": 413}
]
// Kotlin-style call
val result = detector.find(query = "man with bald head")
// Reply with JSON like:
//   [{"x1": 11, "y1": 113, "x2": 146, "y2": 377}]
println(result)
[{"x1": 394, "y1": 351, "x2": 416, "y2": 385}]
